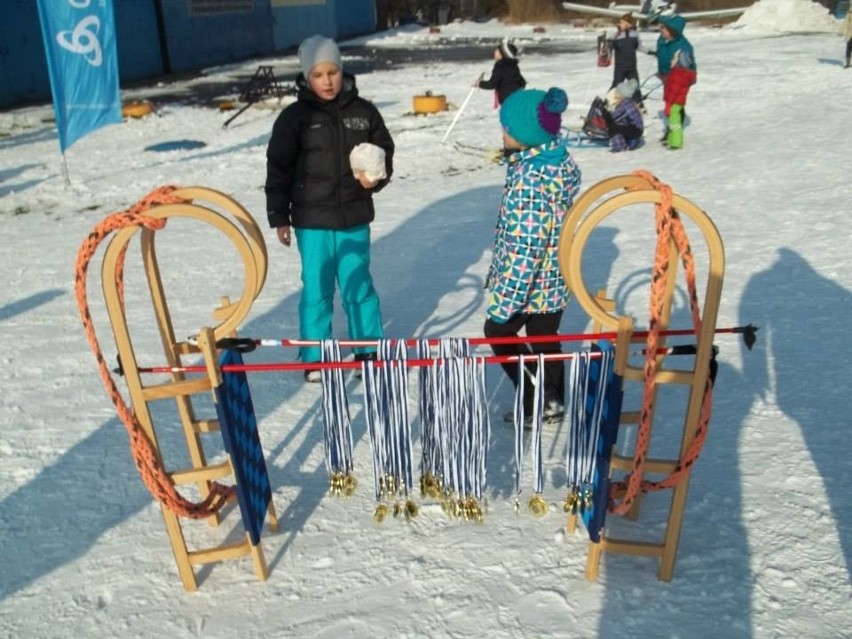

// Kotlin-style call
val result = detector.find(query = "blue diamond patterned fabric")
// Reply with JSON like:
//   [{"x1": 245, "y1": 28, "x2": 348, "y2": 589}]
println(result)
[
  {"x1": 215, "y1": 349, "x2": 272, "y2": 546},
  {"x1": 486, "y1": 138, "x2": 581, "y2": 322},
  {"x1": 580, "y1": 341, "x2": 624, "y2": 543}
]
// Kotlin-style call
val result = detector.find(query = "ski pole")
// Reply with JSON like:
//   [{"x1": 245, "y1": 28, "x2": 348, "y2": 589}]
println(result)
[
  {"x1": 441, "y1": 74, "x2": 483, "y2": 144},
  {"x1": 639, "y1": 73, "x2": 662, "y2": 100}
]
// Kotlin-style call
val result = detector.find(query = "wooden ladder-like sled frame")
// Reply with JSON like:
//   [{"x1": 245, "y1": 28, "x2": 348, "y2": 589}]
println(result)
[
  {"x1": 558, "y1": 174, "x2": 725, "y2": 581},
  {"x1": 99, "y1": 187, "x2": 277, "y2": 591}
]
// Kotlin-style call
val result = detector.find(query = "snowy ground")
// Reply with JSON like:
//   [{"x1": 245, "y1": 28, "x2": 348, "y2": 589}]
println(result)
[{"x1": 1, "y1": 1, "x2": 850, "y2": 637}]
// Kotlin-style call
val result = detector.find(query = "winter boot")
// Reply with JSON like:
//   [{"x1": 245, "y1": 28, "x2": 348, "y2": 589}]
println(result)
[{"x1": 667, "y1": 104, "x2": 684, "y2": 149}]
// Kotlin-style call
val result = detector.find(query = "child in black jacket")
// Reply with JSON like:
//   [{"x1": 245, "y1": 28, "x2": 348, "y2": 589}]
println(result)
[
  {"x1": 265, "y1": 35, "x2": 395, "y2": 381},
  {"x1": 608, "y1": 14, "x2": 644, "y2": 108},
  {"x1": 477, "y1": 39, "x2": 526, "y2": 106}
]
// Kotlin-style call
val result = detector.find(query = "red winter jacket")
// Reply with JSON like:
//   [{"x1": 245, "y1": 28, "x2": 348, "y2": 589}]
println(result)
[{"x1": 663, "y1": 66, "x2": 697, "y2": 116}]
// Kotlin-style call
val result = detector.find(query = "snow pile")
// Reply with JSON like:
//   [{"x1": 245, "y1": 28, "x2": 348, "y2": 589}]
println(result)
[{"x1": 729, "y1": 0, "x2": 840, "y2": 33}]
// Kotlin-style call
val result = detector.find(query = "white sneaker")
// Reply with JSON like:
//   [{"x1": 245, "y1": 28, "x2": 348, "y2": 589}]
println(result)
[
  {"x1": 304, "y1": 369, "x2": 322, "y2": 383},
  {"x1": 543, "y1": 400, "x2": 564, "y2": 423}
]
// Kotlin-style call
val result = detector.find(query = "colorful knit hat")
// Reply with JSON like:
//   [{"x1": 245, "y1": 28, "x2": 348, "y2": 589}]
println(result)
[{"x1": 499, "y1": 87, "x2": 568, "y2": 147}]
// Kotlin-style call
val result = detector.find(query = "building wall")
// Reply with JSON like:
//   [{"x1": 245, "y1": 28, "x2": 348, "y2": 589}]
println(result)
[
  {"x1": 0, "y1": 0, "x2": 376, "y2": 110},
  {"x1": 334, "y1": 0, "x2": 378, "y2": 37},
  {"x1": 159, "y1": 0, "x2": 274, "y2": 74},
  {"x1": 268, "y1": 0, "x2": 378, "y2": 53},
  {"x1": 0, "y1": 1, "x2": 50, "y2": 106}
]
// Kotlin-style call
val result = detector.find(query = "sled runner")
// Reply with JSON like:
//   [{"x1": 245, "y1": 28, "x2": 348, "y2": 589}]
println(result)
[{"x1": 560, "y1": 98, "x2": 612, "y2": 148}]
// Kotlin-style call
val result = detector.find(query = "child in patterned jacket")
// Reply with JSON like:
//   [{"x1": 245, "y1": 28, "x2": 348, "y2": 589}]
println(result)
[{"x1": 483, "y1": 87, "x2": 582, "y2": 424}]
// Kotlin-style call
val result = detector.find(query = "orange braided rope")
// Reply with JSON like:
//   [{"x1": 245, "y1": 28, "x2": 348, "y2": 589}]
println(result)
[
  {"x1": 608, "y1": 171, "x2": 714, "y2": 515},
  {"x1": 74, "y1": 186, "x2": 235, "y2": 519}
]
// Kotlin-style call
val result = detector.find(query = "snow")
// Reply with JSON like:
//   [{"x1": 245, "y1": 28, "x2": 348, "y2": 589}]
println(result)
[
  {"x1": 730, "y1": 0, "x2": 842, "y2": 32},
  {"x1": 1, "y1": 1, "x2": 850, "y2": 637}
]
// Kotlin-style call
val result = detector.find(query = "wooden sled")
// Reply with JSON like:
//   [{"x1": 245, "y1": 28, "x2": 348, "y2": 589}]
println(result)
[
  {"x1": 95, "y1": 187, "x2": 277, "y2": 590},
  {"x1": 558, "y1": 173, "x2": 725, "y2": 581}
]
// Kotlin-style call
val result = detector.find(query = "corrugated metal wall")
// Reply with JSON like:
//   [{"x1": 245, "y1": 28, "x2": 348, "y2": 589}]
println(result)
[
  {"x1": 271, "y1": 0, "x2": 337, "y2": 47},
  {"x1": 0, "y1": 0, "x2": 376, "y2": 110},
  {"x1": 0, "y1": 1, "x2": 50, "y2": 107},
  {"x1": 159, "y1": 1, "x2": 274, "y2": 73},
  {"x1": 114, "y1": 0, "x2": 164, "y2": 80},
  {"x1": 334, "y1": 0, "x2": 377, "y2": 36},
  {"x1": 268, "y1": 0, "x2": 378, "y2": 51}
]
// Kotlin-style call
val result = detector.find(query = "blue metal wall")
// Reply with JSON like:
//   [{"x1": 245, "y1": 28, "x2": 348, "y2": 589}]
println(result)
[
  {"x1": 159, "y1": 2, "x2": 274, "y2": 73},
  {"x1": 268, "y1": 0, "x2": 378, "y2": 57},
  {"x1": 0, "y1": 0, "x2": 376, "y2": 109},
  {"x1": 114, "y1": 0, "x2": 164, "y2": 80},
  {"x1": 0, "y1": 1, "x2": 50, "y2": 106},
  {"x1": 334, "y1": 0, "x2": 377, "y2": 37},
  {"x1": 271, "y1": 1, "x2": 337, "y2": 47}
]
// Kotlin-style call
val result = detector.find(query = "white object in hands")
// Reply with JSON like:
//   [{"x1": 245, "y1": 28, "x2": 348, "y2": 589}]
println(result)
[{"x1": 349, "y1": 143, "x2": 387, "y2": 182}]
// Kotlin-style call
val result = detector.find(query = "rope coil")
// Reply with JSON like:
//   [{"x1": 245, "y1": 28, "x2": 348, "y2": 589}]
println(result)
[
  {"x1": 608, "y1": 171, "x2": 716, "y2": 515},
  {"x1": 75, "y1": 186, "x2": 235, "y2": 519}
]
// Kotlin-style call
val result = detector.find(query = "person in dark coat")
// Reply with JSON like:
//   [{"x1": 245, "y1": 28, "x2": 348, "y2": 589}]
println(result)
[
  {"x1": 608, "y1": 13, "x2": 643, "y2": 108},
  {"x1": 476, "y1": 39, "x2": 526, "y2": 106},
  {"x1": 265, "y1": 35, "x2": 395, "y2": 381}
]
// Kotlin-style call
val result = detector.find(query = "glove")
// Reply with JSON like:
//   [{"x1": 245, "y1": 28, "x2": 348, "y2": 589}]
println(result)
[{"x1": 646, "y1": 49, "x2": 657, "y2": 56}]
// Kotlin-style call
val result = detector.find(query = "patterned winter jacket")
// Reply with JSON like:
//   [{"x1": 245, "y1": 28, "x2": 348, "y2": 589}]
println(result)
[
  {"x1": 486, "y1": 140, "x2": 582, "y2": 323},
  {"x1": 611, "y1": 97, "x2": 644, "y2": 134}
]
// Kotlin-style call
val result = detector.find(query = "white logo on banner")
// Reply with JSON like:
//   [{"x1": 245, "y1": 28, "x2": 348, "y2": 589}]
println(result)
[{"x1": 56, "y1": 4, "x2": 103, "y2": 67}]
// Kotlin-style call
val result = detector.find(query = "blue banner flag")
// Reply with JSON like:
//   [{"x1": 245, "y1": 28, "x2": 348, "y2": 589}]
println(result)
[{"x1": 36, "y1": 0, "x2": 122, "y2": 153}]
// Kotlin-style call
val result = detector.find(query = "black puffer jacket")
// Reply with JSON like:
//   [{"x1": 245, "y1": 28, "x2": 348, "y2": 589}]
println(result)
[
  {"x1": 265, "y1": 74, "x2": 394, "y2": 230},
  {"x1": 478, "y1": 58, "x2": 526, "y2": 105}
]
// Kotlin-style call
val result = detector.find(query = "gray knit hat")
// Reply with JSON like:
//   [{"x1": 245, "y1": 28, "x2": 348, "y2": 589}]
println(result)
[{"x1": 298, "y1": 35, "x2": 342, "y2": 77}]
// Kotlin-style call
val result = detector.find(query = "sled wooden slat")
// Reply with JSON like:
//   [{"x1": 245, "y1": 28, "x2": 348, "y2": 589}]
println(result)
[
  {"x1": 99, "y1": 187, "x2": 275, "y2": 591},
  {"x1": 558, "y1": 173, "x2": 724, "y2": 582}
]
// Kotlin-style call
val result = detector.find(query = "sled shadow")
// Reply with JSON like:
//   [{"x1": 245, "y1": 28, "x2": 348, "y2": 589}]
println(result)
[
  {"x1": 0, "y1": 289, "x2": 64, "y2": 323},
  {"x1": 596, "y1": 357, "x2": 755, "y2": 638}
]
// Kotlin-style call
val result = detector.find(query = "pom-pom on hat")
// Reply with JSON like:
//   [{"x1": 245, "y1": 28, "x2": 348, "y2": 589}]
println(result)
[
  {"x1": 499, "y1": 87, "x2": 568, "y2": 147},
  {"x1": 499, "y1": 38, "x2": 520, "y2": 60},
  {"x1": 298, "y1": 35, "x2": 342, "y2": 78}
]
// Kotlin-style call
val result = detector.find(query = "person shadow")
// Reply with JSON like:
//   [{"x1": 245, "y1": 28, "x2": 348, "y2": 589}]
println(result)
[
  {"x1": 596, "y1": 247, "x2": 851, "y2": 635},
  {"x1": 739, "y1": 248, "x2": 851, "y2": 579}
]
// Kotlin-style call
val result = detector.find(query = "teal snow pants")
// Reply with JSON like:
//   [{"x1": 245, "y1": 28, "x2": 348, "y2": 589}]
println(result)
[{"x1": 294, "y1": 225, "x2": 383, "y2": 364}]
